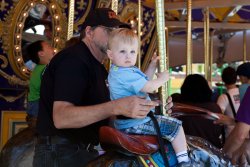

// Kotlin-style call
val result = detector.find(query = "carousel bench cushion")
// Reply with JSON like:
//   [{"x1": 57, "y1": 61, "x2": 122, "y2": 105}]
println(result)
[{"x1": 99, "y1": 126, "x2": 159, "y2": 155}]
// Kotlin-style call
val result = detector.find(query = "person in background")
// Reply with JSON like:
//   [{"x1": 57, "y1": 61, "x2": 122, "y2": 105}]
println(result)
[
  {"x1": 215, "y1": 87, "x2": 250, "y2": 166},
  {"x1": 26, "y1": 40, "x2": 54, "y2": 119},
  {"x1": 217, "y1": 67, "x2": 240, "y2": 137},
  {"x1": 33, "y1": 8, "x2": 159, "y2": 167},
  {"x1": 174, "y1": 74, "x2": 224, "y2": 148},
  {"x1": 236, "y1": 62, "x2": 250, "y2": 102},
  {"x1": 107, "y1": 28, "x2": 190, "y2": 166}
]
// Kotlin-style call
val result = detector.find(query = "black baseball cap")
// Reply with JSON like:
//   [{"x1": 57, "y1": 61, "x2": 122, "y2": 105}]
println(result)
[
  {"x1": 81, "y1": 8, "x2": 129, "y2": 29},
  {"x1": 236, "y1": 62, "x2": 250, "y2": 78}
]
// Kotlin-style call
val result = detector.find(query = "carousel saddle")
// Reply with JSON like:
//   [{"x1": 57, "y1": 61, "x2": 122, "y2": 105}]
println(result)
[
  {"x1": 99, "y1": 103, "x2": 218, "y2": 156},
  {"x1": 99, "y1": 126, "x2": 159, "y2": 155}
]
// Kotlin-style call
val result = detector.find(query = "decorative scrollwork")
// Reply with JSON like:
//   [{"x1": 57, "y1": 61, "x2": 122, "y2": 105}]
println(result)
[
  {"x1": 0, "y1": 21, "x2": 2, "y2": 37},
  {"x1": 2, "y1": 0, "x2": 67, "y2": 80},
  {"x1": 0, "y1": 91, "x2": 26, "y2": 102},
  {"x1": 0, "y1": 55, "x2": 8, "y2": 68},
  {"x1": 0, "y1": 69, "x2": 29, "y2": 86},
  {"x1": 73, "y1": 0, "x2": 92, "y2": 32}
]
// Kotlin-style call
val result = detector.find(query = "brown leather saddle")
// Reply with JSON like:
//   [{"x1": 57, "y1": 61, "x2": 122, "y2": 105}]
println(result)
[
  {"x1": 99, "y1": 103, "x2": 218, "y2": 155},
  {"x1": 99, "y1": 126, "x2": 159, "y2": 155}
]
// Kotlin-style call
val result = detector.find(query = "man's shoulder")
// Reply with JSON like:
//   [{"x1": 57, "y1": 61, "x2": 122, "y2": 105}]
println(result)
[{"x1": 51, "y1": 42, "x2": 90, "y2": 64}]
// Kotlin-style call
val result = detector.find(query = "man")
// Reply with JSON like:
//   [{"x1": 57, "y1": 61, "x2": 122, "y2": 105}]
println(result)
[
  {"x1": 217, "y1": 67, "x2": 240, "y2": 137},
  {"x1": 33, "y1": 8, "x2": 159, "y2": 167},
  {"x1": 215, "y1": 87, "x2": 250, "y2": 166},
  {"x1": 26, "y1": 40, "x2": 54, "y2": 119},
  {"x1": 223, "y1": 86, "x2": 250, "y2": 165},
  {"x1": 236, "y1": 62, "x2": 250, "y2": 101}
]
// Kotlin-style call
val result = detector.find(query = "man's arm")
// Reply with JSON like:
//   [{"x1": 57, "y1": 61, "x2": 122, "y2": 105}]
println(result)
[
  {"x1": 223, "y1": 122, "x2": 250, "y2": 157},
  {"x1": 53, "y1": 96, "x2": 159, "y2": 129}
]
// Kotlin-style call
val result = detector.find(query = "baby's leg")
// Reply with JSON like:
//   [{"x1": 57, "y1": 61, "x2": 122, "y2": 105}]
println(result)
[
  {"x1": 154, "y1": 115, "x2": 189, "y2": 164},
  {"x1": 171, "y1": 126, "x2": 189, "y2": 163}
]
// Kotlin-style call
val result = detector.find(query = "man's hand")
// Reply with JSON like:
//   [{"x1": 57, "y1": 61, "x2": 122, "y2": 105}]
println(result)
[
  {"x1": 112, "y1": 96, "x2": 159, "y2": 119},
  {"x1": 165, "y1": 96, "x2": 173, "y2": 115},
  {"x1": 231, "y1": 139, "x2": 250, "y2": 166}
]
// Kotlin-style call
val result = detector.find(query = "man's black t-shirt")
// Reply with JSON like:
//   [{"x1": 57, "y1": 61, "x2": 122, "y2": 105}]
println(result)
[{"x1": 36, "y1": 42, "x2": 110, "y2": 145}]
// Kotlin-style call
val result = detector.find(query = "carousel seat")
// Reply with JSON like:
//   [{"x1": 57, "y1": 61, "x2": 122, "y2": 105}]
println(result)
[
  {"x1": 99, "y1": 103, "x2": 219, "y2": 156},
  {"x1": 99, "y1": 126, "x2": 159, "y2": 155}
]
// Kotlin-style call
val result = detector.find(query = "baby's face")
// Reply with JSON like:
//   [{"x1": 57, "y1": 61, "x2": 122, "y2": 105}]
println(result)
[{"x1": 110, "y1": 39, "x2": 138, "y2": 67}]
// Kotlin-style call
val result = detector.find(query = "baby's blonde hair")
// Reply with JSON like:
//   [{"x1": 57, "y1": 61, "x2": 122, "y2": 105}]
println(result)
[{"x1": 108, "y1": 28, "x2": 138, "y2": 50}]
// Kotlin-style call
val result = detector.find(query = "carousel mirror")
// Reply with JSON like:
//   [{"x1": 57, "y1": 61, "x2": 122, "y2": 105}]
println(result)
[{"x1": 2, "y1": 0, "x2": 67, "y2": 80}]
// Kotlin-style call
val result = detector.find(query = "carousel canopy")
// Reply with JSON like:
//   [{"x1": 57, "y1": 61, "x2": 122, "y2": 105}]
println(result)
[{"x1": 143, "y1": 0, "x2": 250, "y2": 66}]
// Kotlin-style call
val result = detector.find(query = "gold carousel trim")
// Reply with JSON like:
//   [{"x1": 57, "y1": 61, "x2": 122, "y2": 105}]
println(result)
[{"x1": 2, "y1": 0, "x2": 67, "y2": 80}]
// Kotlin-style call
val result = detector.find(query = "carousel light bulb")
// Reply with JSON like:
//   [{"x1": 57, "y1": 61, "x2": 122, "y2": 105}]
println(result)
[
  {"x1": 140, "y1": 32, "x2": 143, "y2": 36},
  {"x1": 16, "y1": 34, "x2": 21, "y2": 39},
  {"x1": 130, "y1": 20, "x2": 134, "y2": 24},
  {"x1": 55, "y1": 38, "x2": 59, "y2": 42},
  {"x1": 56, "y1": 27, "x2": 61, "y2": 31},
  {"x1": 18, "y1": 23, "x2": 23, "y2": 28},
  {"x1": 22, "y1": 68, "x2": 26, "y2": 72},
  {"x1": 54, "y1": 49, "x2": 57, "y2": 53},
  {"x1": 51, "y1": 4, "x2": 55, "y2": 9},
  {"x1": 30, "y1": 2, "x2": 34, "y2": 7},
  {"x1": 15, "y1": 46, "x2": 20, "y2": 50},
  {"x1": 54, "y1": 15, "x2": 59, "y2": 19},
  {"x1": 134, "y1": 30, "x2": 137, "y2": 34},
  {"x1": 17, "y1": 57, "x2": 21, "y2": 62},
  {"x1": 23, "y1": 12, "x2": 27, "y2": 17}
]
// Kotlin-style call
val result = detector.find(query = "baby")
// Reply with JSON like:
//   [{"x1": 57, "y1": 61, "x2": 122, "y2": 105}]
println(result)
[{"x1": 107, "y1": 28, "x2": 189, "y2": 165}]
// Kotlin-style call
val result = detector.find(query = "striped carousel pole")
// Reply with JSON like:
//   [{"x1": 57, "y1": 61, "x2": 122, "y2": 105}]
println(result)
[
  {"x1": 111, "y1": 0, "x2": 118, "y2": 14},
  {"x1": 107, "y1": 0, "x2": 119, "y2": 70},
  {"x1": 204, "y1": 7, "x2": 211, "y2": 82},
  {"x1": 67, "y1": 0, "x2": 75, "y2": 40},
  {"x1": 186, "y1": 0, "x2": 192, "y2": 75},
  {"x1": 137, "y1": 0, "x2": 142, "y2": 69},
  {"x1": 155, "y1": 0, "x2": 168, "y2": 115}
]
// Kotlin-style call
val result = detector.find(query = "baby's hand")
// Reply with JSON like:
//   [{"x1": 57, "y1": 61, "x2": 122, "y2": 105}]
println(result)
[
  {"x1": 149, "y1": 52, "x2": 159, "y2": 67},
  {"x1": 156, "y1": 70, "x2": 169, "y2": 82}
]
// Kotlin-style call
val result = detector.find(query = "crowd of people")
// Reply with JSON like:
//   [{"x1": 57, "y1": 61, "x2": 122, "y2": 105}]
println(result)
[{"x1": 23, "y1": 7, "x2": 250, "y2": 167}]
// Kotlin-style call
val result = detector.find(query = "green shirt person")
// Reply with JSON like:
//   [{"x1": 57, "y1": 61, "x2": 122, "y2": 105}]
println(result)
[{"x1": 26, "y1": 40, "x2": 54, "y2": 118}]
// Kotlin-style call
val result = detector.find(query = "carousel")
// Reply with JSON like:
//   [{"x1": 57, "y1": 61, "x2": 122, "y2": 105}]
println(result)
[{"x1": 0, "y1": 0, "x2": 249, "y2": 166}]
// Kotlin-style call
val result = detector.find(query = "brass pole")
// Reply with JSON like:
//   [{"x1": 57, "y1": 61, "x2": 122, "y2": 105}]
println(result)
[
  {"x1": 155, "y1": 0, "x2": 168, "y2": 115},
  {"x1": 165, "y1": 27, "x2": 170, "y2": 95},
  {"x1": 137, "y1": 0, "x2": 142, "y2": 69},
  {"x1": 111, "y1": 0, "x2": 119, "y2": 14},
  {"x1": 107, "y1": 0, "x2": 119, "y2": 71},
  {"x1": 186, "y1": 0, "x2": 192, "y2": 75},
  {"x1": 204, "y1": 8, "x2": 210, "y2": 80},
  {"x1": 209, "y1": 30, "x2": 215, "y2": 83},
  {"x1": 67, "y1": 0, "x2": 75, "y2": 40},
  {"x1": 243, "y1": 30, "x2": 247, "y2": 62}
]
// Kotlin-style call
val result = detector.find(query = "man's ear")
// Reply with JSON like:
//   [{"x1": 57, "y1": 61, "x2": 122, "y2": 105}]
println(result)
[
  {"x1": 106, "y1": 49, "x2": 113, "y2": 60},
  {"x1": 85, "y1": 26, "x2": 93, "y2": 38}
]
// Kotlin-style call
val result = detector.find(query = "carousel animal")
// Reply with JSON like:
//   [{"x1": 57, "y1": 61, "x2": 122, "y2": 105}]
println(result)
[{"x1": 0, "y1": 103, "x2": 234, "y2": 167}]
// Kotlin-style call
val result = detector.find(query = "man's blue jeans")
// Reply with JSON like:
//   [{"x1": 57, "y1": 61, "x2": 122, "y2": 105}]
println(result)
[{"x1": 33, "y1": 143, "x2": 98, "y2": 167}]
